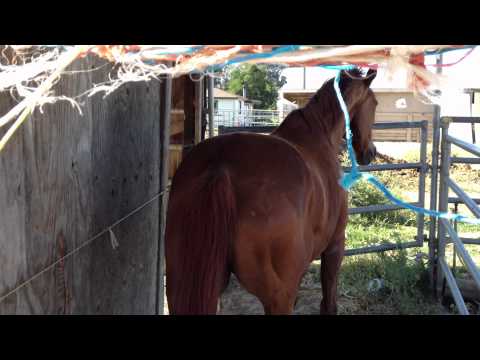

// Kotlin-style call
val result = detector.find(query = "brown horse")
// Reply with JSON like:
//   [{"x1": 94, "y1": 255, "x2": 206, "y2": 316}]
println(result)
[{"x1": 165, "y1": 68, "x2": 378, "y2": 315}]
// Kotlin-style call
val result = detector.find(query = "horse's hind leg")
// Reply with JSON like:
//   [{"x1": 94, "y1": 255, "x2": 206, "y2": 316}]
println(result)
[
  {"x1": 261, "y1": 284, "x2": 297, "y2": 315},
  {"x1": 233, "y1": 217, "x2": 305, "y2": 315},
  {"x1": 319, "y1": 235, "x2": 346, "y2": 315},
  {"x1": 236, "y1": 266, "x2": 300, "y2": 315}
]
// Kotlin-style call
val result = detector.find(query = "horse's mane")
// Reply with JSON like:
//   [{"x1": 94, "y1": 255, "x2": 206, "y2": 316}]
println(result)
[
  {"x1": 303, "y1": 78, "x2": 341, "y2": 132},
  {"x1": 303, "y1": 68, "x2": 365, "y2": 133},
  {"x1": 274, "y1": 67, "x2": 365, "y2": 141}
]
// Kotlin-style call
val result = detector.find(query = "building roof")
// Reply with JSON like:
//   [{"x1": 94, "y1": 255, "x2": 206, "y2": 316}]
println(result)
[
  {"x1": 464, "y1": 88, "x2": 480, "y2": 93},
  {"x1": 278, "y1": 97, "x2": 298, "y2": 107},
  {"x1": 213, "y1": 88, "x2": 262, "y2": 105},
  {"x1": 214, "y1": 88, "x2": 249, "y2": 102}
]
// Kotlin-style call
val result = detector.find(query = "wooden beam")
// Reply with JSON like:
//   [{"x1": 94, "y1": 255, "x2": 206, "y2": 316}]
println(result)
[
  {"x1": 156, "y1": 75, "x2": 172, "y2": 315},
  {"x1": 183, "y1": 76, "x2": 196, "y2": 159},
  {"x1": 194, "y1": 79, "x2": 203, "y2": 144}
]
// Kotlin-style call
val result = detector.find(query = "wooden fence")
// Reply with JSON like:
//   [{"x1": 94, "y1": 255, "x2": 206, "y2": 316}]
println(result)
[{"x1": 0, "y1": 55, "x2": 167, "y2": 314}]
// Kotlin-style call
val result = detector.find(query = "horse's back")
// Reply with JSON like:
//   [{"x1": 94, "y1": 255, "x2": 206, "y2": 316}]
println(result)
[{"x1": 172, "y1": 132, "x2": 312, "y2": 210}]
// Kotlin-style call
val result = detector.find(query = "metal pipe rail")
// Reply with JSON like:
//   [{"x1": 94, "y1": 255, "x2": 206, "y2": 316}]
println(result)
[
  {"x1": 447, "y1": 178, "x2": 480, "y2": 218},
  {"x1": 444, "y1": 117, "x2": 480, "y2": 124},
  {"x1": 429, "y1": 99, "x2": 442, "y2": 292},
  {"x1": 448, "y1": 197, "x2": 480, "y2": 204},
  {"x1": 446, "y1": 135, "x2": 480, "y2": 157},
  {"x1": 441, "y1": 219, "x2": 480, "y2": 292},
  {"x1": 439, "y1": 257, "x2": 469, "y2": 315},
  {"x1": 349, "y1": 202, "x2": 421, "y2": 215},
  {"x1": 345, "y1": 120, "x2": 428, "y2": 255},
  {"x1": 373, "y1": 121, "x2": 426, "y2": 129},
  {"x1": 344, "y1": 241, "x2": 420, "y2": 256},
  {"x1": 445, "y1": 236, "x2": 480, "y2": 245},
  {"x1": 218, "y1": 120, "x2": 427, "y2": 132},
  {"x1": 437, "y1": 117, "x2": 480, "y2": 314},
  {"x1": 450, "y1": 157, "x2": 480, "y2": 164},
  {"x1": 343, "y1": 162, "x2": 424, "y2": 173}
]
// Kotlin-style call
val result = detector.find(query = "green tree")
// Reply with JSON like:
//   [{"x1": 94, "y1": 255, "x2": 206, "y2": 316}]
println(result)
[{"x1": 224, "y1": 64, "x2": 287, "y2": 110}]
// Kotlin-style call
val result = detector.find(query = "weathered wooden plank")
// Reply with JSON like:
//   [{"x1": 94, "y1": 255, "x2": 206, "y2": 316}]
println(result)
[
  {"x1": 70, "y1": 56, "x2": 161, "y2": 314},
  {"x1": 157, "y1": 76, "x2": 172, "y2": 314},
  {"x1": 0, "y1": 85, "x2": 28, "y2": 314},
  {"x1": 0, "y1": 55, "x2": 95, "y2": 314},
  {"x1": 183, "y1": 76, "x2": 196, "y2": 159},
  {"x1": 0, "y1": 54, "x2": 162, "y2": 314}
]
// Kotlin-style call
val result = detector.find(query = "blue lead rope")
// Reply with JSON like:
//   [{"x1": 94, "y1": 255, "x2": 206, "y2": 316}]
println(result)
[
  {"x1": 334, "y1": 71, "x2": 480, "y2": 226},
  {"x1": 333, "y1": 68, "x2": 362, "y2": 190}
]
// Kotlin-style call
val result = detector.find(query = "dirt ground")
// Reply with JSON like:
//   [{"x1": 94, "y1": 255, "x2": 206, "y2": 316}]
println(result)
[
  {"x1": 163, "y1": 265, "x2": 440, "y2": 315},
  {"x1": 218, "y1": 271, "x2": 326, "y2": 315},
  {"x1": 163, "y1": 270, "x2": 343, "y2": 315}
]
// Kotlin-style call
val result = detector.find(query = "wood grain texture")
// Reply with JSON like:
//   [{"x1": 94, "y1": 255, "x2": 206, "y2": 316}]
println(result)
[
  {"x1": 183, "y1": 76, "x2": 196, "y2": 159},
  {"x1": 0, "y1": 54, "x2": 163, "y2": 314}
]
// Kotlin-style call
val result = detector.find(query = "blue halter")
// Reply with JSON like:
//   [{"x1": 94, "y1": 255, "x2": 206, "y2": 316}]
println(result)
[{"x1": 334, "y1": 69, "x2": 480, "y2": 225}]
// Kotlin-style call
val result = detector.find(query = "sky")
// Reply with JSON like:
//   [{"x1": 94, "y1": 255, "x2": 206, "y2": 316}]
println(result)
[
  {"x1": 279, "y1": 47, "x2": 480, "y2": 117},
  {"x1": 281, "y1": 48, "x2": 480, "y2": 90}
]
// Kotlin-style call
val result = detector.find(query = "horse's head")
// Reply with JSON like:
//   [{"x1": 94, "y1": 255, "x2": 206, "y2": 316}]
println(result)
[{"x1": 340, "y1": 68, "x2": 378, "y2": 165}]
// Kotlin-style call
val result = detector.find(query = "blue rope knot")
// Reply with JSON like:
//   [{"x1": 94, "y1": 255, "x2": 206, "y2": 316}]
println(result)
[{"x1": 340, "y1": 171, "x2": 363, "y2": 190}]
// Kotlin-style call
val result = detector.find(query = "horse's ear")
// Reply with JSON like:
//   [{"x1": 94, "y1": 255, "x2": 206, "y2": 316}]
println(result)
[
  {"x1": 364, "y1": 69, "x2": 377, "y2": 87},
  {"x1": 339, "y1": 70, "x2": 354, "y2": 88}
]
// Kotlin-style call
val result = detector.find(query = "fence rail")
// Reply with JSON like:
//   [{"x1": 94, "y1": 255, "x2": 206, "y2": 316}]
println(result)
[
  {"x1": 446, "y1": 135, "x2": 480, "y2": 157},
  {"x1": 344, "y1": 120, "x2": 429, "y2": 256},
  {"x1": 213, "y1": 109, "x2": 284, "y2": 126},
  {"x1": 437, "y1": 117, "x2": 480, "y2": 315},
  {"x1": 209, "y1": 110, "x2": 285, "y2": 138},
  {"x1": 210, "y1": 110, "x2": 434, "y2": 142}
]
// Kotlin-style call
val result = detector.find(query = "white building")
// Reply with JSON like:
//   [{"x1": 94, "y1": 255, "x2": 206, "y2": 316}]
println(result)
[
  {"x1": 214, "y1": 88, "x2": 259, "y2": 126},
  {"x1": 277, "y1": 97, "x2": 298, "y2": 118}
]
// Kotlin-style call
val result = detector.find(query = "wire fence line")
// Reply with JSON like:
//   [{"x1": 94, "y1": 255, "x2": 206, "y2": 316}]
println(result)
[{"x1": 0, "y1": 185, "x2": 171, "y2": 305}]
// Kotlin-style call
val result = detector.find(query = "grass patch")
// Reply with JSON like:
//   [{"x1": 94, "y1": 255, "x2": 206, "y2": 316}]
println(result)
[
  {"x1": 336, "y1": 145, "x2": 480, "y2": 314},
  {"x1": 348, "y1": 177, "x2": 417, "y2": 227},
  {"x1": 346, "y1": 222, "x2": 417, "y2": 249},
  {"x1": 337, "y1": 250, "x2": 445, "y2": 314}
]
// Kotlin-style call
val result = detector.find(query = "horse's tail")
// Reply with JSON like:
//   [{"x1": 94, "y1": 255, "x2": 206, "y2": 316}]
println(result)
[{"x1": 166, "y1": 167, "x2": 236, "y2": 315}]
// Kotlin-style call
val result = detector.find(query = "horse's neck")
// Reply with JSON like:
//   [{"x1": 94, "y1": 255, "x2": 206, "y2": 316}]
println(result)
[{"x1": 272, "y1": 109, "x2": 342, "y2": 168}]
